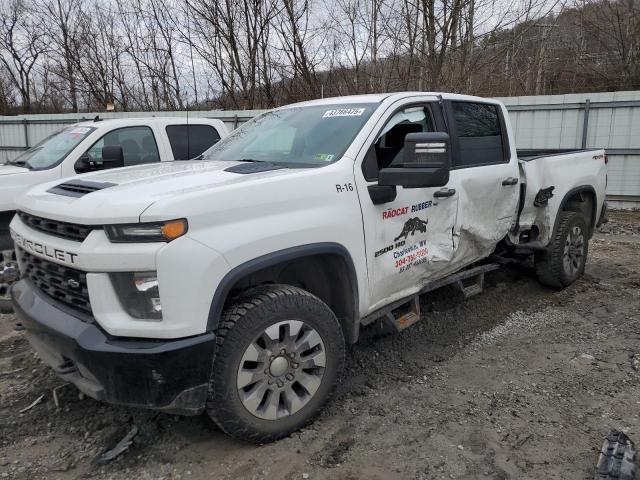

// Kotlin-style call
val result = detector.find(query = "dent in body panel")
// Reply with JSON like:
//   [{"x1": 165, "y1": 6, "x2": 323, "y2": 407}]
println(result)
[
  {"x1": 445, "y1": 168, "x2": 518, "y2": 272},
  {"x1": 514, "y1": 151, "x2": 605, "y2": 246}
]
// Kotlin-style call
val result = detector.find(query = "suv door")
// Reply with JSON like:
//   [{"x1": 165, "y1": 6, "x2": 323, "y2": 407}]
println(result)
[
  {"x1": 445, "y1": 101, "x2": 519, "y2": 258},
  {"x1": 166, "y1": 124, "x2": 221, "y2": 160},
  {"x1": 82, "y1": 126, "x2": 161, "y2": 170},
  {"x1": 356, "y1": 101, "x2": 460, "y2": 312}
]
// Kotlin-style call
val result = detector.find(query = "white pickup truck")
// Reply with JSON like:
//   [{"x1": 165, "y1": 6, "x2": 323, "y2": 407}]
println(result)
[
  {"x1": 8, "y1": 93, "x2": 607, "y2": 443},
  {"x1": 0, "y1": 117, "x2": 228, "y2": 310}
]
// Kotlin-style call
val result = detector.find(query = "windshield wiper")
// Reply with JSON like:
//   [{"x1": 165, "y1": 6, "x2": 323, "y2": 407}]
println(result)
[
  {"x1": 7, "y1": 159, "x2": 31, "y2": 169},
  {"x1": 234, "y1": 158, "x2": 262, "y2": 163}
]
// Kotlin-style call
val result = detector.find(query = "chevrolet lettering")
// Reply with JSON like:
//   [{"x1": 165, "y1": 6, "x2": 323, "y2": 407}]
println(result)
[{"x1": 11, "y1": 231, "x2": 78, "y2": 264}]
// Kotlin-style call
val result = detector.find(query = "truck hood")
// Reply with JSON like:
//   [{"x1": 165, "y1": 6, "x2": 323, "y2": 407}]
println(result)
[
  {"x1": 16, "y1": 160, "x2": 300, "y2": 224},
  {"x1": 0, "y1": 164, "x2": 29, "y2": 175}
]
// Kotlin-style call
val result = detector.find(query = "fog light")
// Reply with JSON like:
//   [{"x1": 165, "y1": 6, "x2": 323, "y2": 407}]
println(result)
[
  {"x1": 151, "y1": 297, "x2": 162, "y2": 313},
  {"x1": 111, "y1": 272, "x2": 162, "y2": 320}
]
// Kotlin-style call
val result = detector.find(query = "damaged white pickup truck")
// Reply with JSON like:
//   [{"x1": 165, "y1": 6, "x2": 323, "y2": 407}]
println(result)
[{"x1": 9, "y1": 92, "x2": 607, "y2": 443}]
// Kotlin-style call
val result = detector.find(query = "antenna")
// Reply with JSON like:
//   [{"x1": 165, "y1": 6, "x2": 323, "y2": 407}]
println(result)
[{"x1": 185, "y1": 1, "x2": 199, "y2": 160}]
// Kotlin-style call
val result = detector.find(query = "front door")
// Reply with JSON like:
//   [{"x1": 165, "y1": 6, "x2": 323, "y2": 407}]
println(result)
[{"x1": 355, "y1": 101, "x2": 459, "y2": 313}]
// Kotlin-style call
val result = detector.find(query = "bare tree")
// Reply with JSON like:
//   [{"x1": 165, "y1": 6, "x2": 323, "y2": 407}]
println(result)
[
  {"x1": 0, "y1": 0, "x2": 47, "y2": 112},
  {"x1": 35, "y1": 0, "x2": 82, "y2": 111}
]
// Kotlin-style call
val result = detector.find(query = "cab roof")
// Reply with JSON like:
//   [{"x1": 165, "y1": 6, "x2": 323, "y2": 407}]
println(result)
[
  {"x1": 282, "y1": 92, "x2": 503, "y2": 108},
  {"x1": 73, "y1": 117, "x2": 226, "y2": 129}
]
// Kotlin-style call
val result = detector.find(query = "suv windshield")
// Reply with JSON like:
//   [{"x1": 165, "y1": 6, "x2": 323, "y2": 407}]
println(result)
[
  {"x1": 202, "y1": 103, "x2": 377, "y2": 167},
  {"x1": 7, "y1": 126, "x2": 96, "y2": 170}
]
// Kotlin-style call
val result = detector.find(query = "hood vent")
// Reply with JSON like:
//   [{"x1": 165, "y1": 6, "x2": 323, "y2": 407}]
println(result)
[
  {"x1": 48, "y1": 180, "x2": 117, "y2": 198},
  {"x1": 224, "y1": 162, "x2": 285, "y2": 174}
]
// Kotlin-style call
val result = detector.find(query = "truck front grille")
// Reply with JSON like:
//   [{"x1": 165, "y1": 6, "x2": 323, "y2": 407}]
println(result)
[
  {"x1": 17, "y1": 248, "x2": 92, "y2": 318},
  {"x1": 17, "y1": 211, "x2": 97, "y2": 243}
]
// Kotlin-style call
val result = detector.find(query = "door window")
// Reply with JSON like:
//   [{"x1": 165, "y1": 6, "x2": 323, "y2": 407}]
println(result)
[
  {"x1": 451, "y1": 102, "x2": 506, "y2": 167},
  {"x1": 166, "y1": 124, "x2": 221, "y2": 160},
  {"x1": 365, "y1": 107, "x2": 435, "y2": 179},
  {"x1": 86, "y1": 126, "x2": 160, "y2": 166}
]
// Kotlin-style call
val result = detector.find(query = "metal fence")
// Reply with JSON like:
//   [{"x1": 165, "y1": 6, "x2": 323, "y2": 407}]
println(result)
[
  {"x1": 497, "y1": 91, "x2": 640, "y2": 208},
  {"x1": 1, "y1": 91, "x2": 639, "y2": 207}
]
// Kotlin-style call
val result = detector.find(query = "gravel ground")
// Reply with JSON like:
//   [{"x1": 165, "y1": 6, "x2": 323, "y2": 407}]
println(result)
[
  {"x1": 1, "y1": 211, "x2": 639, "y2": 480},
  {"x1": 598, "y1": 208, "x2": 640, "y2": 236}
]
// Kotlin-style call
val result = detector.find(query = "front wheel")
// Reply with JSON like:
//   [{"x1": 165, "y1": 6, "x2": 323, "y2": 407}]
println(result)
[
  {"x1": 535, "y1": 211, "x2": 589, "y2": 288},
  {"x1": 206, "y1": 285, "x2": 345, "y2": 443},
  {"x1": 0, "y1": 249, "x2": 18, "y2": 313}
]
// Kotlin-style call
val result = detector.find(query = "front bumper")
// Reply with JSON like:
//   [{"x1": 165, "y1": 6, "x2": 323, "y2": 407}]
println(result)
[{"x1": 11, "y1": 279, "x2": 215, "y2": 415}]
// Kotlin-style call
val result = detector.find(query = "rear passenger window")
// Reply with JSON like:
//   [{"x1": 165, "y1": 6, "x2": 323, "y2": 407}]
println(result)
[
  {"x1": 166, "y1": 125, "x2": 221, "y2": 160},
  {"x1": 451, "y1": 102, "x2": 505, "y2": 167}
]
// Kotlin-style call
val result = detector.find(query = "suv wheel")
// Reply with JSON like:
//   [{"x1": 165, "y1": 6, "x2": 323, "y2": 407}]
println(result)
[
  {"x1": 206, "y1": 284, "x2": 345, "y2": 443},
  {"x1": 535, "y1": 211, "x2": 589, "y2": 288}
]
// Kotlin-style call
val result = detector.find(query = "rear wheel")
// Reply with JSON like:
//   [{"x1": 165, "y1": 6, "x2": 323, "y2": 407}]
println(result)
[
  {"x1": 206, "y1": 285, "x2": 345, "y2": 443},
  {"x1": 535, "y1": 211, "x2": 588, "y2": 288}
]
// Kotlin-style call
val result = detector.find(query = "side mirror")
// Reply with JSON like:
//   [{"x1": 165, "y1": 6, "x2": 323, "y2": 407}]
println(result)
[
  {"x1": 378, "y1": 132, "x2": 450, "y2": 188},
  {"x1": 74, "y1": 154, "x2": 91, "y2": 173},
  {"x1": 101, "y1": 145, "x2": 125, "y2": 169}
]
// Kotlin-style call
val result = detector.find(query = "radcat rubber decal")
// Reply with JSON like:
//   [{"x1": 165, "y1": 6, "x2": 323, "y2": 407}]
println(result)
[
  {"x1": 395, "y1": 217, "x2": 428, "y2": 242},
  {"x1": 374, "y1": 217, "x2": 429, "y2": 259},
  {"x1": 382, "y1": 200, "x2": 433, "y2": 220},
  {"x1": 395, "y1": 240, "x2": 428, "y2": 273}
]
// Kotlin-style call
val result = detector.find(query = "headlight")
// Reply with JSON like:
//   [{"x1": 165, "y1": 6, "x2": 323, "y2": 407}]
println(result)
[
  {"x1": 105, "y1": 219, "x2": 187, "y2": 243},
  {"x1": 111, "y1": 272, "x2": 162, "y2": 320}
]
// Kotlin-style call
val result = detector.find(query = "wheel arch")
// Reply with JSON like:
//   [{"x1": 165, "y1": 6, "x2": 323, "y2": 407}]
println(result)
[
  {"x1": 207, "y1": 243, "x2": 360, "y2": 344},
  {"x1": 555, "y1": 185, "x2": 598, "y2": 238}
]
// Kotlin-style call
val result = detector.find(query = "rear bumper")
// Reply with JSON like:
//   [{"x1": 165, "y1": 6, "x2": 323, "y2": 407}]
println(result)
[{"x1": 11, "y1": 279, "x2": 215, "y2": 415}]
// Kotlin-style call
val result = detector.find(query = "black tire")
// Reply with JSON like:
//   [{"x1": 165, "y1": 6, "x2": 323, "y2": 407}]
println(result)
[
  {"x1": 206, "y1": 284, "x2": 345, "y2": 443},
  {"x1": 0, "y1": 247, "x2": 17, "y2": 314},
  {"x1": 0, "y1": 299, "x2": 12, "y2": 314},
  {"x1": 535, "y1": 211, "x2": 588, "y2": 289}
]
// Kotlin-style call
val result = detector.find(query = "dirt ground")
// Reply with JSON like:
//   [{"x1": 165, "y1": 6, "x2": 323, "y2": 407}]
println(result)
[{"x1": 1, "y1": 211, "x2": 639, "y2": 480}]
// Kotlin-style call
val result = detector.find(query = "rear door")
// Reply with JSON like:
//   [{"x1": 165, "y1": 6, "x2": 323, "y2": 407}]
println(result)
[
  {"x1": 445, "y1": 100, "x2": 519, "y2": 257},
  {"x1": 355, "y1": 100, "x2": 460, "y2": 312},
  {"x1": 166, "y1": 124, "x2": 222, "y2": 160}
]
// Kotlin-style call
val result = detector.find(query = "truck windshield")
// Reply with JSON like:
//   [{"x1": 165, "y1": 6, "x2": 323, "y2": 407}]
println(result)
[
  {"x1": 202, "y1": 103, "x2": 377, "y2": 167},
  {"x1": 7, "y1": 126, "x2": 96, "y2": 170}
]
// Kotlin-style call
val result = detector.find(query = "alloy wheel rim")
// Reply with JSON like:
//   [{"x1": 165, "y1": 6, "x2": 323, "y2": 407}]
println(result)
[
  {"x1": 236, "y1": 319, "x2": 326, "y2": 420},
  {"x1": 563, "y1": 225, "x2": 584, "y2": 277},
  {"x1": 0, "y1": 249, "x2": 18, "y2": 303}
]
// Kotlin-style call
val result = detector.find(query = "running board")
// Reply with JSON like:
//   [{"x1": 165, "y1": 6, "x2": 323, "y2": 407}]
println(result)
[
  {"x1": 456, "y1": 271, "x2": 485, "y2": 298},
  {"x1": 385, "y1": 296, "x2": 421, "y2": 332},
  {"x1": 364, "y1": 263, "x2": 501, "y2": 332}
]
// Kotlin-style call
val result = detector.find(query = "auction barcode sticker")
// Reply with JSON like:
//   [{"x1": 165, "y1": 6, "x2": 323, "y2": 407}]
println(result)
[{"x1": 323, "y1": 108, "x2": 366, "y2": 118}]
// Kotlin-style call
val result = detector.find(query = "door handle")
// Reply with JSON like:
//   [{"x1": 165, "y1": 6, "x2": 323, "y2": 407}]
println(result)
[
  {"x1": 502, "y1": 177, "x2": 518, "y2": 186},
  {"x1": 434, "y1": 188, "x2": 456, "y2": 198}
]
